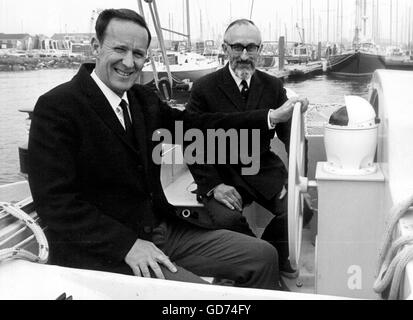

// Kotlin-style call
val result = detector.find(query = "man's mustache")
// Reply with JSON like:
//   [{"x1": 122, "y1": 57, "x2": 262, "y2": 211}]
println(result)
[{"x1": 234, "y1": 60, "x2": 254, "y2": 67}]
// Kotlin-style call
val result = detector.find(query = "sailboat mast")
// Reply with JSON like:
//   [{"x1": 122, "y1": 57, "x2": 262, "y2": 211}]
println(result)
[
  {"x1": 390, "y1": 0, "x2": 393, "y2": 46},
  {"x1": 301, "y1": 0, "x2": 304, "y2": 36},
  {"x1": 200, "y1": 10, "x2": 203, "y2": 41},
  {"x1": 409, "y1": 4, "x2": 412, "y2": 53},
  {"x1": 353, "y1": 0, "x2": 361, "y2": 48},
  {"x1": 336, "y1": 0, "x2": 339, "y2": 44},
  {"x1": 372, "y1": 0, "x2": 376, "y2": 44},
  {"x1": 377, "y1": 0, "x2": 380, "y2": 44},
  {"x1": 395, "y1": 0, "x2": 398, "y2": 46},
  {"x1": 186, "y1": 0, "x2": 191, "y2": 50},
  {"x1": 340, "y1": 0, "x2": 343, "y2": 47},
  {"x1": 362, "y1": 0, "x2": 366, "y2": 38},
  {"x1": 327, "y1": 0, "x2": 330, "y2": 43},
  {"x1": 182, "y1": 0, "x2": 185, "y2": 42},
  {"x1": 313, "y1": 8, "x2": 315, "y2": 44},
  {"x1": 301, "y1": 0, "x2": 305, "y2": 43},
  {"x1": 309, "y1": 0, "x2": 312, "y2": 44}
]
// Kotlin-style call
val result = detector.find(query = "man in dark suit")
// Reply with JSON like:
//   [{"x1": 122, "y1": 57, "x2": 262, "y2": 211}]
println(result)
[
  {"x1": 27, "y1": 9, "x2": 300, "y2": 290},
  {"x1": 185, "y1": 19, "x2": 309, "y2": 279}
]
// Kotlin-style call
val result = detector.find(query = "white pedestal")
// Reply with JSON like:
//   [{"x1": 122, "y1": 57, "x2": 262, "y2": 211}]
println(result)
[{"x1": 315, "y1": 162, "x2": 385, "y2": 299}]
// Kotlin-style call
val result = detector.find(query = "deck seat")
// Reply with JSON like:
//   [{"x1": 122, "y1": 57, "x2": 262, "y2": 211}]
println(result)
[{"x1": 160, "y1": 143, "x2": 275, "y2": 237}]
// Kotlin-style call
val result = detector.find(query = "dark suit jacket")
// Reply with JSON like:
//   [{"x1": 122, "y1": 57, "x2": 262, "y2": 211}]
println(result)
[
  {"x1": 27, "y1": 63, "x2": 271, "y2": 273},
  {"x1": 186, "y1": 64, "x2": 290, "y2": 200}
]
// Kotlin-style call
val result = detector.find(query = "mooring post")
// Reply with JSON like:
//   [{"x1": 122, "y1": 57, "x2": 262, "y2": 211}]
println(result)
[{"x1": 279, "y1": 36, "x2": 285, "y2": 71}]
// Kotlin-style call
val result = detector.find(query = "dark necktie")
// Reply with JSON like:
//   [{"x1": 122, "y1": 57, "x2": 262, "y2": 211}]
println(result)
[
  {"x1": 119, "y1": 99, "x2": 134, "y2": 142},
  {"x1": 240, "y1": 80, "x2": 249, "y2": 101}
]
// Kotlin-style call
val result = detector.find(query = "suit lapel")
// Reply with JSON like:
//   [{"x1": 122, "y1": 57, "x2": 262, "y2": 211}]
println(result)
[
  {"x1": 246, "y1": 72, "x2": 264, "y2": 110},
  {"x1": 128, "y1": 91, "x2": 149, "y2": 170},
  {"x1": 217, "y1": 65, "x2": 245, "y2": 111},
  {"x1": 77, "y1": 64, "x2": 141, "y2": 156}
]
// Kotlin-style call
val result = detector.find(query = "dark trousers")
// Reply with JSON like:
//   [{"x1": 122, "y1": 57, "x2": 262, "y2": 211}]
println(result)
[
  {"x1": 202, "y1": 188, "x2": 289, "y2": 262},
  {"x1": 150, "y1": 219, "x2": 280, "y2": 290}
]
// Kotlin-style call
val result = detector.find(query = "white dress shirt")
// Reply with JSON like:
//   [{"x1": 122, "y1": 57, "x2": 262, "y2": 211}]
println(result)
[
  {"x1": 228, "y1": 66, "x2": 252, "y2": 92},
  {"x1": 90, "y1": 70, "x2": 131, "y2": 130},
  {"x1": 228, "y1": 66, "x2": 275, "y2": 129}
]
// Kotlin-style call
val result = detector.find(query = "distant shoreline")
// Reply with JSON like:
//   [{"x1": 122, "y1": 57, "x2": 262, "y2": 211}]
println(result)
[{"x1": 0, "y1": 56, "x2": 91, "y2": 72}]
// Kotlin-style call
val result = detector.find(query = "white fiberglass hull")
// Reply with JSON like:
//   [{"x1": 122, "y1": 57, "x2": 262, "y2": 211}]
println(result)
[{"x1": 139, "y1": 62, "x2": 220, "y2": 84}]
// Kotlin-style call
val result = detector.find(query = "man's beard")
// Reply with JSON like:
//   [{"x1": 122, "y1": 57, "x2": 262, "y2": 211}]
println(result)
[{"x1": 231, "y1": 59, "x2": 255, "y2": 80}]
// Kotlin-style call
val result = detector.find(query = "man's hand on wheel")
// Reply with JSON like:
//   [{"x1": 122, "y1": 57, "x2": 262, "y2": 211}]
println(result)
[{"x1": 269, "y1": 97, "x2": 309, "y2": 126}]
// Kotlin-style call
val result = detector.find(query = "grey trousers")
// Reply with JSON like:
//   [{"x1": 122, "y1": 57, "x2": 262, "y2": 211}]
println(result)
[{"x1": 151, "y1": 219, "x2": 280, "y2": 290}]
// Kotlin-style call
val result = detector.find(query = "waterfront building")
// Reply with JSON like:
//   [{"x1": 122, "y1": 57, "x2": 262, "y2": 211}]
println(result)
[{"x1": 0, "y1": 33, "x2": 34, "y2": 50}]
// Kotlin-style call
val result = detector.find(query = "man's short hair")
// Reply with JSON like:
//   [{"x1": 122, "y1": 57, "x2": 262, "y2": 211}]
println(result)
[
  {"x1": 95, "y1": 8, "x2": 152, "y2": 48},
  {"x1": 224, "y1": 19, "x2": 257, "y2": 42}
]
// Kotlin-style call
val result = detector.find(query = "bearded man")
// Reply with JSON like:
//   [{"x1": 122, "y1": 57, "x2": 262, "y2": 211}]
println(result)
[{"x1": 185, "y1": 19, "x2": 309, "y2": 279}]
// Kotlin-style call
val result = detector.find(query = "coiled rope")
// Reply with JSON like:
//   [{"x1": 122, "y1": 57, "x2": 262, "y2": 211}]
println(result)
[
  {"x1": 0, "y1": 201, "x2": 49, "y2": 264},
  {"x1": 373, "y1": 194, "x2": 413, "y2": 299}
]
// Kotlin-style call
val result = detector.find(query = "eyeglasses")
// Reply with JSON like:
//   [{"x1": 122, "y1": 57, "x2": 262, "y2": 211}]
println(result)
[{"x1": 225, "y1": 42, "x2": 261, "y2": 54}]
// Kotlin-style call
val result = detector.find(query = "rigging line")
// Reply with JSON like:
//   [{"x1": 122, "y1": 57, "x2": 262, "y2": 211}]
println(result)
[
  {"x1": 249, "y1": 0, "x2": 255, "y2": 20},
  {"x1": 136, "y1": 0, "x2": 145, "y2": 19},
  {"x1": 327, "y1": 52, "x2": 357, "y2": 69},
  {"x1": 146, "y1": 0, "x2": 173, "y2": 89}
]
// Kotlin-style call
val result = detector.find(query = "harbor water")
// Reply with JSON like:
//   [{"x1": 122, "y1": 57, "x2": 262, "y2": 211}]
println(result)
[{"x1": 0, "y1": 68, "x2": 370, "y2": 185}]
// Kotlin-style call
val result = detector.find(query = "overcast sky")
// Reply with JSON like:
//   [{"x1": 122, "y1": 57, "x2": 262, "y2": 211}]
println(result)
[{"x1": 0, "y1": 0, "x2": 412, "y2": 44}]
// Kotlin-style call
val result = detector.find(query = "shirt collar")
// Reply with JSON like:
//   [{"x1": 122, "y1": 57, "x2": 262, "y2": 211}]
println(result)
[
  {"x1": 228, "y1": 64, "x2": 252, "y2": 90},
  {"x1": 91, "y1": 70, "x2": 129, "y2": 110}
]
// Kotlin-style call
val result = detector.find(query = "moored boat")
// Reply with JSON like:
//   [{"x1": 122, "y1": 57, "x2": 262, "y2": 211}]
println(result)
[
  {"x1": 385, "y1": 53, "x2": 413, "y2": 71},
  {"x1": 139, "y1": 50, "x2": 220, "y2": 85},
  {"x1": 327, "y1": 49, "x2": 386, "y2": 77}
]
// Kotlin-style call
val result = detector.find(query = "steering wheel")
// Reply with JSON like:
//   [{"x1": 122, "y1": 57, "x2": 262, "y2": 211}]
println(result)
[{"x1": 287, "y1": 102, "x2": 309, "y2": 270}]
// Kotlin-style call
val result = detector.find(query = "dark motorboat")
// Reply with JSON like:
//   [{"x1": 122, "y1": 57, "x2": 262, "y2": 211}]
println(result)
[{"x1": 327, "y1": 44, "x2": 386, "y2": 77}]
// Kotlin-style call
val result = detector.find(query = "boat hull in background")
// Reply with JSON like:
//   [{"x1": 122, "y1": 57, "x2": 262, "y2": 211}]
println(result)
[
  {"x1": 327, "y1": 51, "x2": 386, "y2": 77},
  {"x1": 385, "y1": 57, "x2": 413, "y2": 71},
  {"x1": 139, "y1": 63, "x2": 219, "y2": 85}
]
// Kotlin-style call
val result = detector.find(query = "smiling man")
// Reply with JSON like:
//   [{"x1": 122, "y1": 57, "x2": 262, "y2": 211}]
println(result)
[
  {"x1": 27, "y1": 9, "x2": 304, "y2": 290},
  {"x1": 91, "y1": 12, "x2": 150, "y2": 97}
]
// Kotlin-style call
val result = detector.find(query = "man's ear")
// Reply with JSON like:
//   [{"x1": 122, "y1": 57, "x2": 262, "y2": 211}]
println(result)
[{"x1": 91, "y1": 37, "x2": 100, "y2": 56}]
